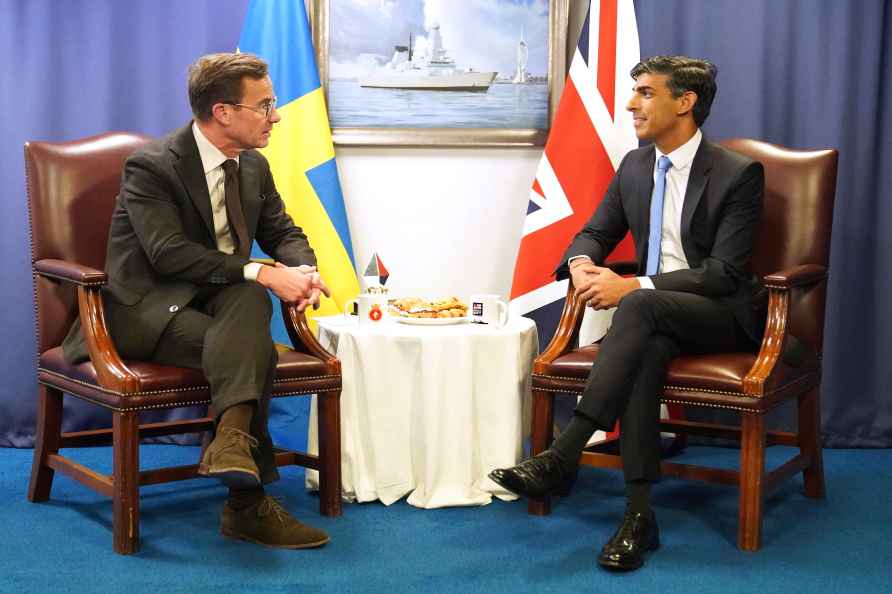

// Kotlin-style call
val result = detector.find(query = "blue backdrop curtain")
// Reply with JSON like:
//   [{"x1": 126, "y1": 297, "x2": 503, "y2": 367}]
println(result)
[
  {"x1": 1, "y1": 0, "x2": 890, "y2": 447},
  {"x1": 0, "y1": 0, "x2": 250, "y2": 446},
  {"x1": 634, "y1": 0, "x2": 892, "y2": 447}
]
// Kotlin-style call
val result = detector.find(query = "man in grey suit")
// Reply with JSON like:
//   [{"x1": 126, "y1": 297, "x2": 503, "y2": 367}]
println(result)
[
  {"x1": 63, "y1": 53, "x2": 332, "y2": 549},
  {"x1": 491, "y1": 56, "x2": 766, "y2": 570}
]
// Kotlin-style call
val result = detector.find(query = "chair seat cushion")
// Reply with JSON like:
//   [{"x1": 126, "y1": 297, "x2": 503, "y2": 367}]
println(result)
[
  {"x1": 541, "y1": 343, "x2": 757, "y2": 393},
  {"x1": 38, "y1": 344, "x2": 339, "y2": 412},
  {"x1": 534, "y1": 343, "x2": 819, "y2": 412}
]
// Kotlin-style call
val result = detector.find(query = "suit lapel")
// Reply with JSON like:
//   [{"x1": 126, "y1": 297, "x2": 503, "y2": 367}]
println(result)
[
  {"x1": 680, "y1": 139, "x2": 713, "y2": 238},
  {"x1": 638, "y1": 145, "x2": 656, "y2": 243},
  {"x1": 170, "y1": 124, "x2": 215, "y2": 240}
]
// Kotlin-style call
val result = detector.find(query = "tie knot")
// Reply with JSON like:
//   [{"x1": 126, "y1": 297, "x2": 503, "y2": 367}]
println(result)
[
  {"x1": 222, "y1": 159, "x2": 238, "y2": 177},
  {"x1": 657, "y1": 155, "x2": 672, "y2": 173}
]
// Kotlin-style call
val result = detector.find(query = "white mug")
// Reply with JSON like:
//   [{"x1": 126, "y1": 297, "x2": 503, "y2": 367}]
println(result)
[
  {"x1": 469, "y1": 293, "x2": 509, "y2": 327},
  {"x1": 344, "y1": 293, "x2": 387, "y2": 326}
]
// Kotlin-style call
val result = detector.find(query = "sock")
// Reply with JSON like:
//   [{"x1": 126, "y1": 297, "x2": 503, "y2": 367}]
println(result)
[
  {"x1": 228, "y1": 486, "x2": 266, "y2": 510},
  {"x1": 626, "y1": 480, "x2": 653, "y2": 515},
  {"x1": 218, "y1": 402, "x2": 255, "y2": 434},
  {"x1": 550, "y1": 413, "x2": 598, "y2": 473}
]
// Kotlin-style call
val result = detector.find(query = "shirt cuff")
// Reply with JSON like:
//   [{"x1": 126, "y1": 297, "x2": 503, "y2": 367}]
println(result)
[
  {"x1": 567, "y1": 255, "x2": 593, "y2": 268},
  {"x1": 243, "y1": 262, "x2": 263, "y2": 281},
  {"x1": 637, "y1": 276, "x2": 655, "y2": 290}
]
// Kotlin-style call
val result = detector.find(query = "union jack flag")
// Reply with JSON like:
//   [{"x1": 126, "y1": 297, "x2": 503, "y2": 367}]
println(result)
[
  {"x1": 509, "y1": 0, "x2": 641, "y2": 442},
  {"x1": 510, "y1": 0, "x2": 640, "y2": 348}
]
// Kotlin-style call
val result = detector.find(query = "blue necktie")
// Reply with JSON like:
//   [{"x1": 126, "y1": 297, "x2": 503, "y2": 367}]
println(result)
[{"x1": 646, "y1": 156, "x2": 673, "y2": 276}]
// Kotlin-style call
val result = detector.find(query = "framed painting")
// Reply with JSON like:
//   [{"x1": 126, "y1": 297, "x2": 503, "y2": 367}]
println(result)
[{"x1": 308, "y1": 0, "x2": 569, "y2": 146}]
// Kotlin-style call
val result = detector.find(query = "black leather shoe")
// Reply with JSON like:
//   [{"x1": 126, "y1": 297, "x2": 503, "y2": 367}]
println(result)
[
  {"x1": 597, "y1": 508, "x2": 660, "y2": 571},
  {"x1": 488, "y1": 450, "x2": 576, "y2": 498}
]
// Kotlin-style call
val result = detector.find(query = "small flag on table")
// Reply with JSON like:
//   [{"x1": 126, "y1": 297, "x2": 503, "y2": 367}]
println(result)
[{"x1": 362, "y1": 252, "x2": 390, "y2": 286}]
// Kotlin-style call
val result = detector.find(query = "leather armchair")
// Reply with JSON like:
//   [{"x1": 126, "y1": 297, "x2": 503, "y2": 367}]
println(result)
[
  {"x1": 528, "y1": 139, "x2": 837, "y2": 551},
  {"x1": 25, "y1": 132, "x2": 343, "y2": 554}
]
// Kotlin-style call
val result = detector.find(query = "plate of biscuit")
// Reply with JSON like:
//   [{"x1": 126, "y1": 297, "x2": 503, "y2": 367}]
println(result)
[{"x1": 388, "y1": 297, "x2": 469, "y2": 325}]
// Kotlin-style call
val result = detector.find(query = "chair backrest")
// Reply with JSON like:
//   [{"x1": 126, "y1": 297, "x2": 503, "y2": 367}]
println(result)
[
  {"x1": 25, "y1": 132, "x2": 150, "y2": 354},
  {"x1": 720, "y1": 138, "x2": 838, "y2": 355}
]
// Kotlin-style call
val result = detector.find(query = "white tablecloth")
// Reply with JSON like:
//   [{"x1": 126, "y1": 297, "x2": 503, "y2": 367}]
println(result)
[{"x1": 305, "y1": 315, "x2": 538, "y2": 508}]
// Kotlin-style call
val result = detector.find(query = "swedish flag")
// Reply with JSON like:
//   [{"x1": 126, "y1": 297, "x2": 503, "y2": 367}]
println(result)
[{"x1": 239, "y1": 0, "x2": 358, "y2": 333}]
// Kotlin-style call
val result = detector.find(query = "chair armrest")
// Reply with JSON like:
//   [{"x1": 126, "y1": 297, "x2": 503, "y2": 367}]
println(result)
[
  {"x1": 762, "y1": 264, "x2": 827, "y2": 289},
  {"x1": 533, "y1": 280, "x2": 586, "y2": 372},
  {"x1": 76, "y1": 284, "x2": 141, "y2": 393},
  {"x1": 280, "y1": 302, "x2": 341, "y2": 374},
  {"x1": 742, "y1": 265, "x2": 826, "y2": 395},
  {"x1": 533, "y1": 260, "x2": 637, "y2": 372},
  {"x1": 34, "y1": 258, "x2": 139, "y2": 391},
  {"x1": 34, "y1": 258, "x2": 107, "y2": 286}
]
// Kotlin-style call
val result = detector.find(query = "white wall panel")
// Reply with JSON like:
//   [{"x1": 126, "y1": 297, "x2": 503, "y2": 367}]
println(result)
[{"x1": 336, "y1": 146, "x2": 541, "y2": 302}]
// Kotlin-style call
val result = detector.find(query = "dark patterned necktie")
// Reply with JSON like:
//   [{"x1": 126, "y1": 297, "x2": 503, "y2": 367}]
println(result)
[{"x1": 221, "y1": 159, "x2": 250, "y2": 257}]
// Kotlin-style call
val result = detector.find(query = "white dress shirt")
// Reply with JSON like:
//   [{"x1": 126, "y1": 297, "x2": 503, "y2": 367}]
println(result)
[
  {"x1": 569, "y1": 129, "x2": 702, "y2": 290},
  {"x1": 192, "y1": 123, "x2": 261, "y2": 281},
  {"x1": 636, "y1": 128, "x2": 701, "y2": 288}
]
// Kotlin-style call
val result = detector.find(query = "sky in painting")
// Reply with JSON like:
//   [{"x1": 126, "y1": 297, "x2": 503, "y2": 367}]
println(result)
[{"x1": 329, "y1": 0, "x2": 549, "y2": 79}]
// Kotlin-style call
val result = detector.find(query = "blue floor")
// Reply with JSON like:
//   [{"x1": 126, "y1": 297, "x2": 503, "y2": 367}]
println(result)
[{"x1": 1, "y1": 445, "x2": 889, "y2": 594}]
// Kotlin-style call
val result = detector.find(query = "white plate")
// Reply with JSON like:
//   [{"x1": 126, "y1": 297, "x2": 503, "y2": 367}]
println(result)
[{"x1": 393, "y1": 316, "x2": 469, "y2": 326}]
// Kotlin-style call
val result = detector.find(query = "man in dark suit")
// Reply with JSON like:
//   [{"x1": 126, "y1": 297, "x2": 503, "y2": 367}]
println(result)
[
  {"x1": 490, "y1": 56, "x2": 765, "y2": 570},
  {"x1": 63, "y1": 53, "x2": 332, "y2": 549}
]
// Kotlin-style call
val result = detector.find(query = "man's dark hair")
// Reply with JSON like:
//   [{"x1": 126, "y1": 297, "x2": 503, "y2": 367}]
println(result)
[
  {"x1": 630, "y1": 56, "x2": 718, "y2": 127},
  {"x1": 188, "y1": 53, "x2": 269, "y2": 121}
]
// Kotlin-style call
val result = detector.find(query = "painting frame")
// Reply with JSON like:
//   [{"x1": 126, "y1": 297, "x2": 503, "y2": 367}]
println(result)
[{"x1": 308, "y1": 0, "x2": 568, "y2": 147}]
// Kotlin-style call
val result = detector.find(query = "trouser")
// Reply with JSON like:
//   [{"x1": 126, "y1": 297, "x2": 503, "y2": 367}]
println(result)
[
  {"x1": 150, "y1": 282, "x2": 280, "y2": 484},
  {"x1": 576, "y1": 289, "x2": 757, "y2": 482}
]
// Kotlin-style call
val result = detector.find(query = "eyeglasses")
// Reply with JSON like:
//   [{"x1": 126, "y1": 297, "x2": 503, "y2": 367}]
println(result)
[{"x1": 225, "y1": 97, "x2": 277, "y2": 119}]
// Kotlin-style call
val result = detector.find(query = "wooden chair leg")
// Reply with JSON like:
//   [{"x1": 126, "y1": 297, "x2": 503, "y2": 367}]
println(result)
[
  {"x1": 528, "y1": 388, "x2": 555, "y2": 516},
  {"x1": 112, "y1": 411, "x2": 140, "y2": 555},
  {"x1": 738, "y1": 412, "x2": 766, "y2": 551},
  {"x1": 798, "y1": 387, "x2": 825, "y2": 498},
  {"x1": 317, "y1": 390, "x2": 342, "y2": 517},
  {"x1": 28, "y1": 385, "x2": 63, "y2": 502}
]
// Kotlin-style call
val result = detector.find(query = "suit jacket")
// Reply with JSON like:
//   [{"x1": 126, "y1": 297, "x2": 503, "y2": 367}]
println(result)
[
  {"x1": 556, "y1": 138, "x2": 767, "y2": 342},
  {"x1": 63, "y1": 124, "x2": 317, "y2": 363}
]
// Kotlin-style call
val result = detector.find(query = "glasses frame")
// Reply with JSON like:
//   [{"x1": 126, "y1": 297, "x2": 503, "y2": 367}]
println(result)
[{"x1": 224, "y1": 97, "x2": 278, "y2": 119}]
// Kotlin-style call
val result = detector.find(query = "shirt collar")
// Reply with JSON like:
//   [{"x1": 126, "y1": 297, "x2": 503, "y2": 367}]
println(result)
[
  {"x1": 192, "y1": 121, "x2": 238, "y2": 175},
  {"x1": 654, "y1": 128, "x2": 702, "y2": 173}
]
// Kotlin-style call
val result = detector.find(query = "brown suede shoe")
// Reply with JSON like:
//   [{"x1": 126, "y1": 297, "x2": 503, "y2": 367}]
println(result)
[
  {"x1": 221, "y1": 496, "x2": 330, "y2": 549},
  {"x1": 198, "y1": 427, "x2": 261, "y2": 489}
]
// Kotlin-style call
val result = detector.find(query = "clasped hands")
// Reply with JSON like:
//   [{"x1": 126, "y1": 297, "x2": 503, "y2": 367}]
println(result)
[
  {"x1": 570, "y1": 259, "x2": 640, "y2": 310},
  {"x1": 257, "y1": 262, "x2": 331, "y2": 312}
]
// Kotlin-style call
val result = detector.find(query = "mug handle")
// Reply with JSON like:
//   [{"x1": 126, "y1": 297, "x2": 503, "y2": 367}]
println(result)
[
  {"x1": 344, "y1": 298, "x2": 358, "y2": 319},
  {"x1": 496, "y1": 300, "x2": 509, "y2": 328}
]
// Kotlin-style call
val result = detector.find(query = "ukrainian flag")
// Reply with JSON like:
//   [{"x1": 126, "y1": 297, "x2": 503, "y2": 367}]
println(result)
[{"x1": 239, "y1": 0, "x2": 358, "y2": 335}]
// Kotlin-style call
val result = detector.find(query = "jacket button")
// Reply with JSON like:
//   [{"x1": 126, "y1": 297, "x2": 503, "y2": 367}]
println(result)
[{"x1": 169, "y1": 305, "x2": 180, "y2": 313}]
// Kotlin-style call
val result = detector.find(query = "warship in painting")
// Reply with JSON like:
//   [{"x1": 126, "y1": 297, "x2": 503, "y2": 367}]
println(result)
[{"x1": 358, "y1": 23, "x2": 497, "y2": 91}]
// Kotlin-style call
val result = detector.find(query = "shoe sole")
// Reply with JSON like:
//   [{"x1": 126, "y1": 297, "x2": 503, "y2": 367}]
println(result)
[
  {"x1": 198, "y1": 463, "x2": 262, "y2": 489},
  {"x1": 597, "y1": 541, "x2": 660, "y2": 572},
  {"x1": 489, "y1": 476, "x2": 548, "y2": 499},
  {"x1": 488, "y1": 471, "x2": 573, "y2": 499},
  {"x1": 221, "y1": 527, "x2": 331, "y2": 549}
]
